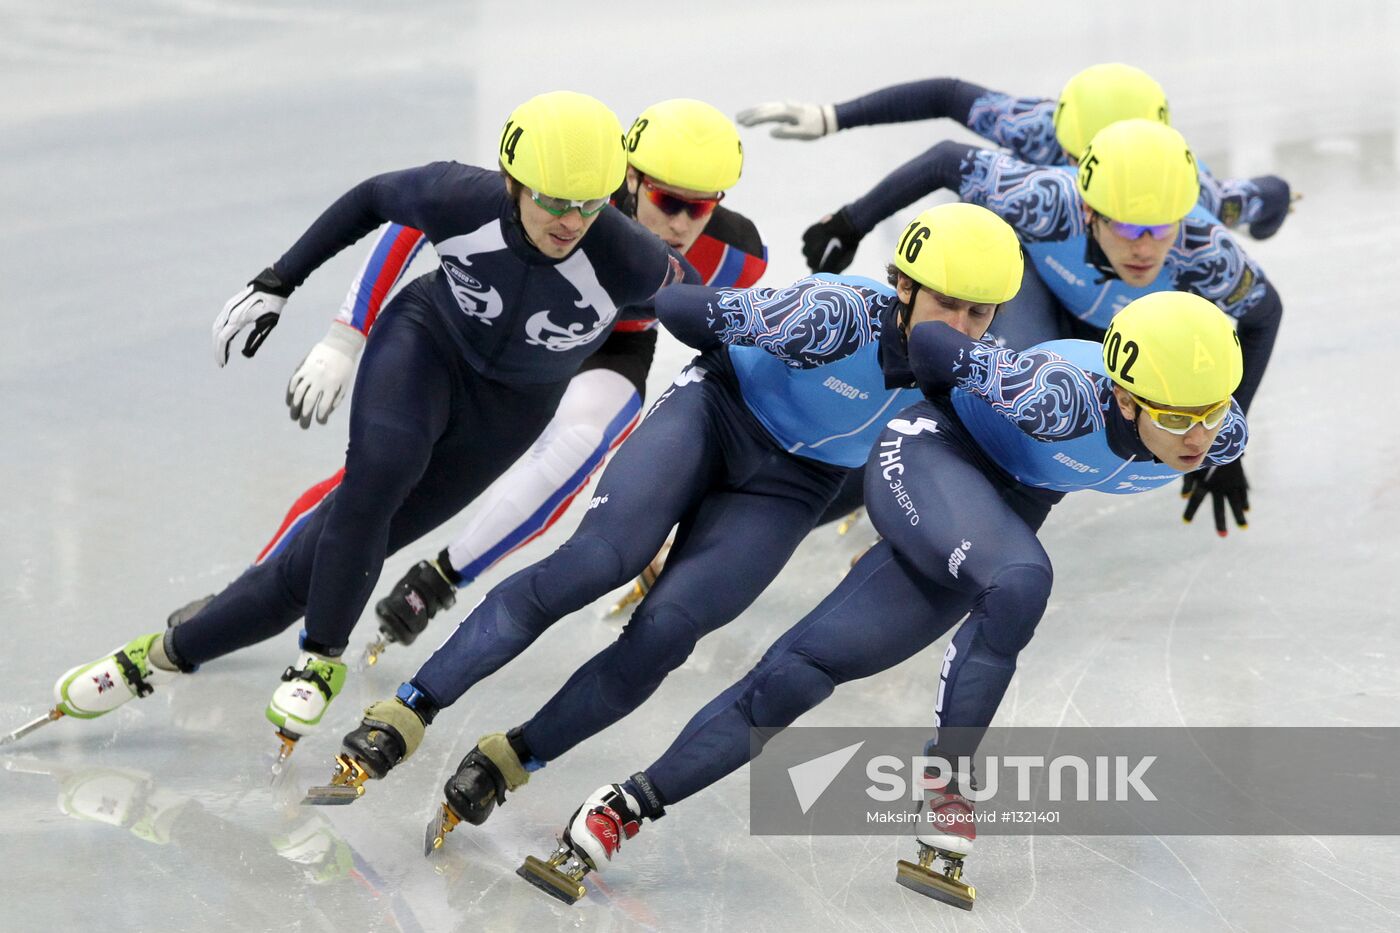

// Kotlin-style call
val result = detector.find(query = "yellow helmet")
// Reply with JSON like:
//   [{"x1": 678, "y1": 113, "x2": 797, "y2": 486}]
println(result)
[
  {"x1": 1077, "y1": 119, "x2": 1200, "y2": 224},
  {"x1": 498, "y1": 91, "x2": 628, "y2": 201},
  {"x1": 1102, "y1": 291, "x2": 1242, "y2": 406},
  {"x1": 893, "y1": 203, "x2": 1024, "y2": 304},
  {"x1": 625, "y1": 99, "x2": 743, "y2": 193},
  {"x1": 1054, "y1": 63, "x2": 1170, "y2": 161}
]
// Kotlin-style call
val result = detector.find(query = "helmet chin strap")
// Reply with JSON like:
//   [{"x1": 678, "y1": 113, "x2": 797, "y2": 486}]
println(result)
[{"x1": 897, "y1": 281, "x2": 920, "y2": 335}]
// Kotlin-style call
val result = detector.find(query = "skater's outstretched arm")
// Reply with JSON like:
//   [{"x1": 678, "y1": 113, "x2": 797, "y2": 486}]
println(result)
[
  {"x1": 655, "y1": 276, "x2": 886, "y2": 368},
  {"x1": 286, "y1": 223, "x2": 429, "y2": 428},
  {"x1": 1172, "y1": 220, "x2": 1282, "y2": 414}
]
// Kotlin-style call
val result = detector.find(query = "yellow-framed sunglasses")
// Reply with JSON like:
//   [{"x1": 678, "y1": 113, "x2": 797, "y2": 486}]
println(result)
[{"x1": 1132, "y1": 395, "x2": 1231, "y2": 435}]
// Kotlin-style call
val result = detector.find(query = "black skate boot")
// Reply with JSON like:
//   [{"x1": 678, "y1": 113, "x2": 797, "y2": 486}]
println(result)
[
  {"x1": 303, "y1": 685, "x2": 438, "y2": 806},
  {"x1": 366, "y1": 553, "x2": 459, "y2": 664},
  {"x1": 166, "y1": 594, "x2": 214, "y2": 628},
  {"x1": 424, "y1": 729, "x2": 534, "y2": 854}
]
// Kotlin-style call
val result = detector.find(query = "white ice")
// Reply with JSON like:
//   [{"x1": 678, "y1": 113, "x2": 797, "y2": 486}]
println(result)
[{"x1": 2, "y1": 1, "x2": 1399, "y2": 931}]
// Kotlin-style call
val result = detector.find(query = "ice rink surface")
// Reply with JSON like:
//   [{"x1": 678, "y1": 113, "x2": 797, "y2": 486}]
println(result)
[{"x1": 2, "y1": 1, "x2": 1398, "y2": 930}]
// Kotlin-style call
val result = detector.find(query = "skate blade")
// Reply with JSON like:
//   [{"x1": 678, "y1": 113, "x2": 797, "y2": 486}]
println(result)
[
  {"x1": 269, "y1": 731, "x2": 299, "y2": 785},
  {"x1": 424, "y1": 802, "x2": 462, "y2": 856},
  {"x1": 896, "y1": 859, "x2": 975, "y2": 911},
  {"x1": 517, "y1": 854, "x2": 586, "y2": 905},
  {"x1": 302, "y1": 754, "x2": 371, "y2": 805},
  {"x1": 836, "y1": 508, "x2": 864, "y2": 536},
  {"x1": 606, "y1": 582, "x2": 646, "y2": 618},
  {"x1": 363, "y1": 638, "x2": 387, "y2": 667},
  {"x1": 302, "y1": 785, "x2": 362, "y2": 805},
  {"x1": 0, "y1": 708, "x2": 64, "y2": 747}
]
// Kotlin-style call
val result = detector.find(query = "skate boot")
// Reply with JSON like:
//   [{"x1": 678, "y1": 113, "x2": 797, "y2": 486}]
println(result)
[
  {"x1": 518, "y1": 774, "x2": 664, "y2": 905},
  {"x1": 304, "y1": 684, "x2": 437, "y2": 805},
  {"x1": 607, "y1": 541, "x2": 671, "y2": 617},
  {"x1": 895, "y1": 771, "x2": 977, "y2": 911},
  {"x1": 166, "y1": 594, "x2": 214, "y2": 628},
  {"x1": 54, "y1": 633, "x2": 176, "y2": 720},
  {"x1": 5, "y1": 633, "x2": 182, "y2": 747},
  {"x1": 366, "y1": 555, "x2": 458, "y2": 665},
  {"x1": 424, "y1": 729, "x2": 534, "y2": 854},
  {"x1": 265, "y1": 647, "x2": 347, "y2": 772}
]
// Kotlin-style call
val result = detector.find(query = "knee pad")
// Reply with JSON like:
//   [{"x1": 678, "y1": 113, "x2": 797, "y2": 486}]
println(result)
[
  {"x1": 978, "y1": 562, "x2": 1053, "y2": 657},
  {"x1": 749, "y1": 655, "x2": 838, "y2": 729},
  {"x1": 529, "y1": 533, "x2": 630, "y2": 612},
  {"x1": 604, "y1": 603, "x2": 704, "y2": 708}
]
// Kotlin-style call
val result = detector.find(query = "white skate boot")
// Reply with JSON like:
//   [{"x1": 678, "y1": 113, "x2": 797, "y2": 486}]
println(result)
[
  {"x1": 266, "y1": 651, "x2": 347, "y2": 738},
  {"x1": 896, "y1": 771, "x2": 977, "y2": 910},
  {"x1": 54, "y1": 633, "x2": 175, "y2": 719},
  {"x1": 265, "y1": 650, "x2": 347, "y2": 772},
  {"x1": 518, "y1": 780, "x2": 658, "y2": 905}
]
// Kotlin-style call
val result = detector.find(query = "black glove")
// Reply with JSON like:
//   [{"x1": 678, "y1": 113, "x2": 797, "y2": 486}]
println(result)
[
  {"x1": 1181, "y1": 457, "x2": 1249, "y2": 537},
  {"x1": 1247, "y1": 175, "x2": 1293, "y2": 240},
  {"x1": 802, "y1": 207, "x2": 862, "y2": 273}
]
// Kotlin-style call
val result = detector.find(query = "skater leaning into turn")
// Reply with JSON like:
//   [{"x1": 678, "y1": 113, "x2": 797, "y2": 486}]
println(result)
[
  {"x1": 738, "y1": 61, "x2": 1295, "y2": 243},
  {"x1": 222, "y1": 99, "x2": 766, "y2": 664},
  {"x1": 519, "y1": 289, "x2": 1247, "y2": 910},
  {"x1": 298, "y1": 205, "x2": 1023, "y2": 836},
  {"x1": 35, "y1": 91, "x2": 693, "y2": 760},
  {"x1": 802, "y1": 117, "x2": 1279, "y2": 536}
]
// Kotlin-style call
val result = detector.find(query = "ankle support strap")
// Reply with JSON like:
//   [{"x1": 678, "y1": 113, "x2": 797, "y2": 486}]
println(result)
[
  {"x1": 115, "y1": 651, "x2": 153, "y2": 698},
  {"x1": 628, "y1": 771, "x2": 666, "y2": 821},
  {"x1": 282, "y1": 665, "x2": 334, "y2": 700}
]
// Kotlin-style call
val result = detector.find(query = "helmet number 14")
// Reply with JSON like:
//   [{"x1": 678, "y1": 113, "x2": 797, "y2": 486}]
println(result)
[{"x1": 500, "y1": 121, "x2": 524, "y2": 165}]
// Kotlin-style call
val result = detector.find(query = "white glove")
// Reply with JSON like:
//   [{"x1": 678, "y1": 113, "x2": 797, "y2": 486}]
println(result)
[
  {"x1": 212, "y1": 268, "x2": 288, "y2": 367},
  {"x1": 286, "y1": 322, "x2": 365, "y2": 429},
  {"x1": 734, "y1": 100, "x2": 837, "y2": 140}
]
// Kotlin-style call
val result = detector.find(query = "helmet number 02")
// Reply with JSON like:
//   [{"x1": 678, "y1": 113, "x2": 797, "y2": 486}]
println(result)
[
  {"x1": 500, "y1": 120, "x2": 524, "y2": 165},
  {"x1": 1104, "y1": 329, "x2": 1139, "y2": 383},
  {"x1": 897, "y1": 221, "x2": 931, "y2": 263}
]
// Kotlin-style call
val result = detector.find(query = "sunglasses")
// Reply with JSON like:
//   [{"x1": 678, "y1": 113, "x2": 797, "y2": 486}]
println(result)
[
  {"x1": 1102, "y1": 218, "x2": 1178, "y2": 241},
  {"x1": 1133, "y1": 395, "x2": 1231, "y2": 435},
  {"x1": 640, "y1": 177, "x2": 723, "y2": 220},
  {"x1": 529, "y1": 188, "x2": 610, "y2": 218}
]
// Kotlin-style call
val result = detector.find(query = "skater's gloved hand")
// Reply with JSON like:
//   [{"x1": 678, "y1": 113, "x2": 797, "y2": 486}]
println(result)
[
  {"x1": 213, "y1": 267, "x2": 291, "y2": 367},
  {"x1": 1181, "y1": 457, "x2": 1249, "y2": 537},
  {"x1": 286, "y1": 323, "x2": 365, "y2": 429},
  {"x1": 1247, "y1": 175, "x2": 1298, "y2": 240},
  {"x1": 734, "y1": 100, "x2": 837, "y2": 140},
  {"x1": 802, "y1": 208, "x2": 862, "y2": 273}
]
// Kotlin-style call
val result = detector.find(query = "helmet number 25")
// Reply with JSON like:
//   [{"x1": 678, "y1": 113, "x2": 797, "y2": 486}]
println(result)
[
  {"x1": 897, "y1": 220, "x2": 931, "y2": 263},
  {"x1": 1103, "y1": 330, "x2": 1140, "y2": 383}
]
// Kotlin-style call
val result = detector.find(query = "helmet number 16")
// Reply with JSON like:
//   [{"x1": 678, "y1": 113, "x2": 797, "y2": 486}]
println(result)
[{"x1": 897, "y1": 220, "x2": 931, "y2": 263}]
